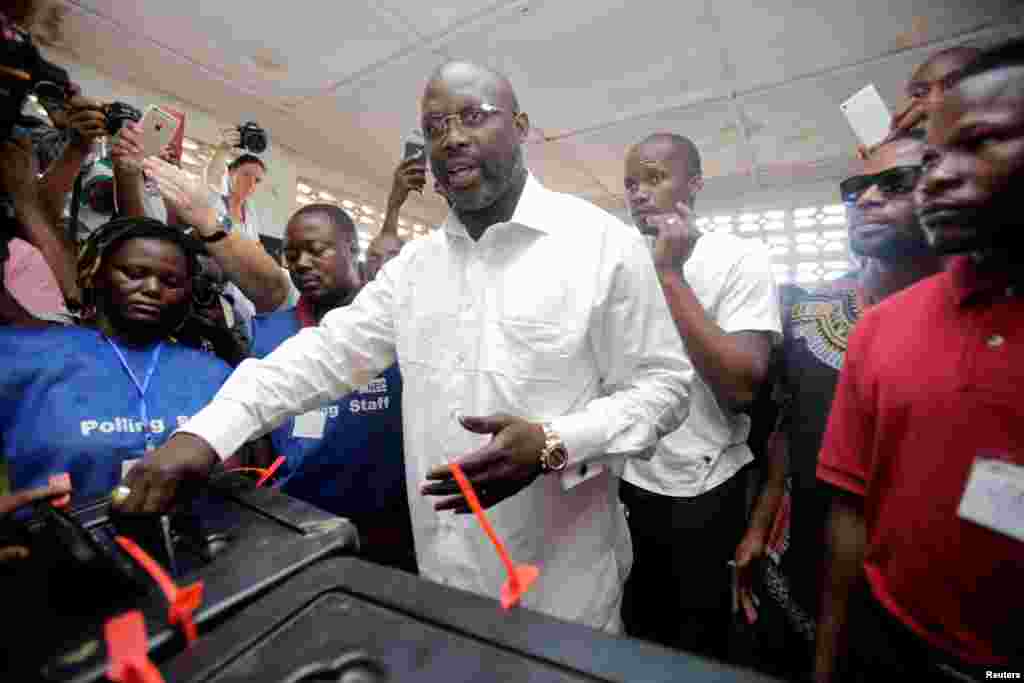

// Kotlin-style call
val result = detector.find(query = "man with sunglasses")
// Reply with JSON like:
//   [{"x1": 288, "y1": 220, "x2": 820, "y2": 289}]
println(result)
[
  {"x1": 815, "y1": 38, "x2": 1024, "y2": 682},
  {"x1": 746, "y1": 128, "x2": 941, "y2": 680},
  {"x1": 114, "y1": 61, "x2": 693, "y2": 631}
]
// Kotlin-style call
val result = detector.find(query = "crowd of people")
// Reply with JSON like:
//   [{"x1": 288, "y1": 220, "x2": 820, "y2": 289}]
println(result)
[{"x1": 1, "y1": 4, "x2": 1021, "y2": 681}]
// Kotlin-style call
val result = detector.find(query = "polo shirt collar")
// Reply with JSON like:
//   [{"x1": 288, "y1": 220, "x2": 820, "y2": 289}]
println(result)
[
  {"x1": 441, "y1": 172, "x2": 553, "y2": 240},
  {"x1": 948, "y1": 254, "x2": 1016, "y2": 306}
]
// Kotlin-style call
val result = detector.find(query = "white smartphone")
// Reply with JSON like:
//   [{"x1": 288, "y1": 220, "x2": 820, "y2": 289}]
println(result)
[
  {"x1": 402, "y1": 129, "x2": 425, "y2": 161},
  {"x1": 138, "y1": 105, "x2": 180, "y2": 158},
  {"x1": 840, "y1": 84, "x2": 891, "y2": 147}
]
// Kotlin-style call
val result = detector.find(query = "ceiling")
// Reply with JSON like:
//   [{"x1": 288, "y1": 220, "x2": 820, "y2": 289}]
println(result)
[{"x1": 53, "y1": 0, "x2": 1024, "y2": 224}]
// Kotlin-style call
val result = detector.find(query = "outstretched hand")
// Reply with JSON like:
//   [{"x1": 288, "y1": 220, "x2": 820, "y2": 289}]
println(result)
[
  {"x1": 143, "y1": 157, "x2": 218, "y2": 230},
  {"x1": 421, "y1": 414, "x2": 545, "y2": 513}
]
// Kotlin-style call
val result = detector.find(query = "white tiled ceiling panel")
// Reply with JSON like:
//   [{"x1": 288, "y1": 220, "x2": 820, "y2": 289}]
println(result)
[{"x1": 52, "y1": 0, "x2": 1024, "y2": 283}]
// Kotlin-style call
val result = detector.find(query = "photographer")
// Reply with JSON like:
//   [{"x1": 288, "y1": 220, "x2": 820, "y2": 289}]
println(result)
[{"x1": 144, "y1": 156, "x2": 296, "y2": 339}]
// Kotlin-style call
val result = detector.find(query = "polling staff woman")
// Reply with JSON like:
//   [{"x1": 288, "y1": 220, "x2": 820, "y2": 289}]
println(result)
[{"x1": 0, "y1": 217, "x2": 233, "y2": 499}]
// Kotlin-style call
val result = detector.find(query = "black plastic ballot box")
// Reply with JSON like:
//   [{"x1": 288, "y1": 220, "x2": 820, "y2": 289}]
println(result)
[
  {"x1": 161, "y1": 556, "x2": 778, "y2": 683},
  {"x1": 0, "y1": 474, "x2": 358, "y2": 682}
]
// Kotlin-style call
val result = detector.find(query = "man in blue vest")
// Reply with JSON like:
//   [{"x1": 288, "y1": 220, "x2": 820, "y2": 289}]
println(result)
[{"x1": 250, "y1": 203, "x2": 414, "y2": 572}]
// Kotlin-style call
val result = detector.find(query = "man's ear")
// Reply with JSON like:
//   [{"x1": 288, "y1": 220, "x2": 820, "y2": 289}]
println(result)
[{"x1": 514, "y1": 111, "x2": 530, "y2": 143}]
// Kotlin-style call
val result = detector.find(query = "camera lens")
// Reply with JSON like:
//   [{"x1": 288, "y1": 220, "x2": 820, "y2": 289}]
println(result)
[{"x1": 238, "y1": 122, "x2": 267, "y2": 154}]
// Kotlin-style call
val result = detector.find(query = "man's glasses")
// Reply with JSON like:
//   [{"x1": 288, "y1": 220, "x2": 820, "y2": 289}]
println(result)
[
  {"x1": 421, "y1": 103, "x2": 506, "y2": 141},
  {"x1": 840, "y1": 165, "x2": 922, "y2": 205}
]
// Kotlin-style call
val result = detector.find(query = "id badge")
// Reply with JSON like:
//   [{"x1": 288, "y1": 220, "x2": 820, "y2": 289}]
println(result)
[
  {"x1": 293, "y1": 409, "x2": 327, "y2": 440},
  {"x1": 957, "y1": 456, "x2": 1024, "y2": 543}
]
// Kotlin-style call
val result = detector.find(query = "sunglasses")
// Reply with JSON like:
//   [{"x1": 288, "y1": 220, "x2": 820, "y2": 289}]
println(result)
[{"x1": 840, "y1": 166, "x2": 922, "y2": 205}]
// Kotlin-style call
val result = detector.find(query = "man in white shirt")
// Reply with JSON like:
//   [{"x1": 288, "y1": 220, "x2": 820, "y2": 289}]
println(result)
[
  {"x1": 621, "y1": 133, "x2": 781, "y2": 658},
  {"x1": 115, "y1": 62, "x2": 694, "y2": 632}
]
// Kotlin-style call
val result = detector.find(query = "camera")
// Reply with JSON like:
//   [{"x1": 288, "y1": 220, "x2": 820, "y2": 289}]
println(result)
[
  {"x1": 104, "y1": 101, "x2": 142, "y2": 135},
  {"x1": 0, "y1": 16, "x2": 72, "y2": 142},
  {"x1": 237, "y1": 121, "x2": 267, "y2": 153}
]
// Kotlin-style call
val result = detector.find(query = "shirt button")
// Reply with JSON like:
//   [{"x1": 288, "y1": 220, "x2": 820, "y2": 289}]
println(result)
[{"x1": 987, "y1": 334, "x2": 1005, "y2": 348}]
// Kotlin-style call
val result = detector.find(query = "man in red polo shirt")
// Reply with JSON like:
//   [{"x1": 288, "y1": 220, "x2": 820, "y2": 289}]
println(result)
[{"x1": 815, "y1": 38, "x2": 1024, "y2": 683}]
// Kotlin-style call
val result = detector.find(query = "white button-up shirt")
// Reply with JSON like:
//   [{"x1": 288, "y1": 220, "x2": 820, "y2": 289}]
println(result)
[
  {"x1": 182, "y1": 174, "x2": 693, "y2": 630},
  {"x1": 623, "y1": 231, "x2": 781, "y2": 497}
]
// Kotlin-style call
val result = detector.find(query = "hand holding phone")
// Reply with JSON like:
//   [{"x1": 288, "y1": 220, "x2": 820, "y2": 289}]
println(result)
[
  {"x1": 137, "y1": 106, "x2": 181, "y2": 159},
  {"x1": 402, "y1": 130, "x2": 425, "y2": 161}
]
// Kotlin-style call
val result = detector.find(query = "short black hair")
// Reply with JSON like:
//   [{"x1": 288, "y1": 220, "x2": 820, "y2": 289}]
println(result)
[
  {"x1": 638, "y1": 132, "x2": 702, "y2": 178},
  {"x1": 290, "y1": 203, "x2": 359, "y2": 254},
  {"x1": 228, "y1": 153, "x2": 267, "y2": 172},
  {"x1": 951, "y1": 37, "x2": 1024, "y2": 85}
]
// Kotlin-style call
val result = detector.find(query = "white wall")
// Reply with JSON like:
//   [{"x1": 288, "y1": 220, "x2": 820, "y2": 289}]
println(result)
[{"x1": 44, "y1": 48, "x2": 433, "y2": 239}]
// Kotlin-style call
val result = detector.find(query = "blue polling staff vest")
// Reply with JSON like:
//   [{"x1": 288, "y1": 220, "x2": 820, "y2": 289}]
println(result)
[
  {"x1": 0, "y1": 326, "x2": 232, "y2": 499},
  {"x1": 250, "y1": 307, "x2": 407, "y2": 520}
]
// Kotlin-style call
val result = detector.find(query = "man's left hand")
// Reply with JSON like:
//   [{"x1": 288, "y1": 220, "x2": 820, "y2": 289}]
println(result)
[
  {"x1": 649, "y1": 201, "x2": 701, "y2": 273},
  {"x1": 422, "y1": 414, "x2": 546, "y2": 513}
]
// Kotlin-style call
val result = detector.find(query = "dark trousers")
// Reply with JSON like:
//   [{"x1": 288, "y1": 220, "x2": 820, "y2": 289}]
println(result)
[
  {"x1": 839, "y1": 582, "x2": 1020, "y2": 683},
  {"x1": 353, "y1": 508, "x2": 418, "y2": 575},
  {"x1": 619, "y1": 474, "x2": 747, "y2": 660}
]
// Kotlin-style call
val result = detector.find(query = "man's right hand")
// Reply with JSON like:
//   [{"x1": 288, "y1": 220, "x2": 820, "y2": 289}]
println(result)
[
  {"x1": 387, "y1": 156, "x2": 427, "y2": 209},
  {"x1": 113, "y1": 433, "x2": 219, "y2": 514},
  {"x1": 110, "y1": 121, "x2": 146, "y2": 175},
  {"x1": 66, "y1": 96, "x2": 107, "y2": 147},
  {"x1": 143, "y1": 157, "x2": 218, "y2": 231}
]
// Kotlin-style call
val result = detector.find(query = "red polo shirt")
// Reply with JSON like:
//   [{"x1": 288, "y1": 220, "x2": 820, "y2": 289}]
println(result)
[{"x1": 818, "y1": 255, "x2": 1024, "y2": 665}]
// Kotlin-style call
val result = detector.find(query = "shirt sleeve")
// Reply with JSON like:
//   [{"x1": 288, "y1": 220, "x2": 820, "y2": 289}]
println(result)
[
  {"x1": 816, "y1": 316, "x2": 877, "y2": 497},
  {"x1": 550, "y1": 229, "x2": 694, "y2": 488},
  {"x1": 178, "y1": 258, "x2": 399, "y2": 459},
  {"x1": 717, "y1": 242, "x2": 782, "y2": 341}
]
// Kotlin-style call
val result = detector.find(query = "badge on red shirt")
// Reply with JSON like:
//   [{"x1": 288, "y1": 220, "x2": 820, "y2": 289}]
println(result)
[{"x1": 958, "y1": 456, "x2": 1024, "y2": 543}]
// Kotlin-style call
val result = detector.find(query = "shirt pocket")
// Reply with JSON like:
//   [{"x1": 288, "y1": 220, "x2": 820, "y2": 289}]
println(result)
[{"x1": 490, "y1": 319, "x2": 581, "y2": 383}]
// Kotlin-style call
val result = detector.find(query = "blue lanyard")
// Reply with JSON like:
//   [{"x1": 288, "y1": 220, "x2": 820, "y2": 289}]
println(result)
[{"x1": 106, "y1": 337, "x2": 164, "y2": 452}]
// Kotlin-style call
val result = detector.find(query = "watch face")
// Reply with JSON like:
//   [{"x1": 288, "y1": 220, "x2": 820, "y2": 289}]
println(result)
[{"x1": 549, "y1": 446, "x2": 569, "y2": 471}]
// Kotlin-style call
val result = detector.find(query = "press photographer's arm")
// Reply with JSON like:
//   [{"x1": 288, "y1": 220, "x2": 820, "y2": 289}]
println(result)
[{"x1": 0, "y1": 136, "x2": 72, "y2": 321}]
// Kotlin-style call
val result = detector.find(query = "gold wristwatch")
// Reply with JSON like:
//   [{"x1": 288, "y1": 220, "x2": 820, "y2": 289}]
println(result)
[{"x1": 539, "y1": 422, "x2": 569, "y2": 473}]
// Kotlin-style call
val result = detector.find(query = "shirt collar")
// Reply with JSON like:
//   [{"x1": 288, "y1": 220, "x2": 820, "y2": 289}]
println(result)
[
  {"x1": 441, "y1": 173, "x2": 553, "y2": 240},
  {"x1": 948, "y1": 254, "x2": 1015, "y2": 306}
]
